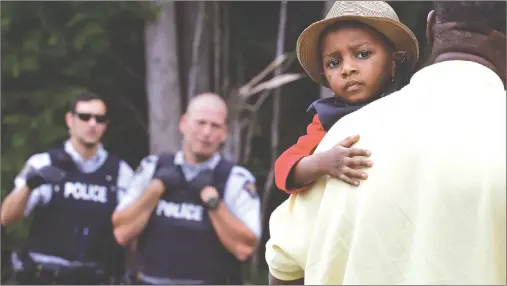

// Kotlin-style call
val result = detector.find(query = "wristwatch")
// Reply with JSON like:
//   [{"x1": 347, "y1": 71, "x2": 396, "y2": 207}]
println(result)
[{"x1": 203, "y1": 196, "x2": 220, "y2": 210}]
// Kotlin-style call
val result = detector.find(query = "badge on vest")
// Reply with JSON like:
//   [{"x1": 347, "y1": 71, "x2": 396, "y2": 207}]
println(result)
[{"x1": 63, "y1": 182, "x2": 108, "y2": 203}]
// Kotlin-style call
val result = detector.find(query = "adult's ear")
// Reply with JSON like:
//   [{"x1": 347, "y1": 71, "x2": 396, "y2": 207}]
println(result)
[
  {"x1": 426, "y1": 10, "x2": 436, "y2": 48},
  {"x1": 179, "y1": 113, "x2": 187, "y2": 135},
  {"x1": 65, "y1": 112, "x2": 73, "y2": 130}
]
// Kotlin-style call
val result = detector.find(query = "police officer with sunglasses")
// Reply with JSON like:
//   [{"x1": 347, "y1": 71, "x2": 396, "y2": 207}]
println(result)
[{"x1": 1, "y1": 91, "x2": 134, "y2": 285}]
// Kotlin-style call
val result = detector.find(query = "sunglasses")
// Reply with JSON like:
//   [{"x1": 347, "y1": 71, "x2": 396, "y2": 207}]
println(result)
[{"x1": 74, "y1": 112, "x2": 108, "y2": 123}]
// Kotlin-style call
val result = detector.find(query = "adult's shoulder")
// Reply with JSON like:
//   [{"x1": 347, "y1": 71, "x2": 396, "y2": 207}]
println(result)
[
  {"x1": 104, "y1": 152, "x2": 134, "y2": 173},
  {"x1": 155, "y1": 152, "x2": 175, "y2": 166},
  {"x1": 229, "y1": 164, "x2": 256, "y2": 183},
  {"x1": 25, "y1": 152, "x2": 52, "y2": 168},
  {"x1": 14, "y1": 152, "x2": 51, "y2": 186}
]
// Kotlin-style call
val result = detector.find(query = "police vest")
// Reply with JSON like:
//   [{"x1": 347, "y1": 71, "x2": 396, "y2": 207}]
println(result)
[
  {"x1": 27, "y1": 147, "x2": 126, "y2": 275},
  {"x1": 135, "y1": 153, "x2": 242, "y2": 284}
]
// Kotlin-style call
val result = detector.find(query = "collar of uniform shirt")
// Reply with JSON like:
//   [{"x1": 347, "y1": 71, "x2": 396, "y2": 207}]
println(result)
[
  {"x1": 173, "y1": 151, "x2": 221, "y2": 181},
  {"x1": 64, "y1": 139, "x2": 108, "y2": 173}
]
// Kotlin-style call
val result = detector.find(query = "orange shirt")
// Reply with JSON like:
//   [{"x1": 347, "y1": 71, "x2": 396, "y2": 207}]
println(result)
[{"x1": 274, "y1": 114, "x2": 326, "y2": 194}]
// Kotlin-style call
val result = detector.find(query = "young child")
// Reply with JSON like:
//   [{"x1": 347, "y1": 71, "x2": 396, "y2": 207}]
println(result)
[{"x1": 275, "y1": 1, "x2": 420, "y2": 194}]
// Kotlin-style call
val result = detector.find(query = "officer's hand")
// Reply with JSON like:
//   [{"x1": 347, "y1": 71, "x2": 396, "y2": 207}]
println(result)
[
  {"x1": 188, "y1": 169, "x2": 215, "y2": 196},
  {"x1": 25, "y1": 166, "x2": 66, "y2": 191},
  {"x1": 153, "y1": 165, "x2": 184, "y2": 193}
]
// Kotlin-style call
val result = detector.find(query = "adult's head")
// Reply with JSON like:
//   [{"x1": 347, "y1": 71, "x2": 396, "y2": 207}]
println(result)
[
  {"x1": 179, "y1": 93, "x2": 228, "y2": 164},
  {"x1": 426, "y1": 1, "x2": 506, "y2": 85},
  {"x1": 65, "y1": 91, "x2": 109, "y2": 148}
]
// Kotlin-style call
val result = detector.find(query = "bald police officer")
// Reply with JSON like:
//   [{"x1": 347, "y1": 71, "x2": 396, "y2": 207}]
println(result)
[
  {"x1": 112, "y1": 93, "x2": 261, "y2": 285},
  {"x1": 1, "y1": 91, "x2": 134, "y2": 284}
]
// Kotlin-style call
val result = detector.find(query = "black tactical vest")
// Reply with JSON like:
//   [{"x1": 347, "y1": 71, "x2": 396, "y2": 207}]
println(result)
[
  {"x1": 27, "y1": 148, "x2": 126, "y2": 276},
  {"x1": 135, "y1": 153, "x2": 243, "y2": 284}
]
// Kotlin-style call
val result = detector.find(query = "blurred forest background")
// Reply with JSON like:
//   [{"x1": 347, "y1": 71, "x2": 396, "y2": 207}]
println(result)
[{"x1": 1, "y1": 1, "x2": 433, "y2": 283}]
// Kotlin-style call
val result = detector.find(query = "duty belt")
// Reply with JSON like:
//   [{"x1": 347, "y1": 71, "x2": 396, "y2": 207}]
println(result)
[{"x1": 16, "y1": 263, "x2": 112, "y2": 285}]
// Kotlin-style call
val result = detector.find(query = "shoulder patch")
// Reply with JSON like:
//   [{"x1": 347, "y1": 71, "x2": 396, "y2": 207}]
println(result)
[
  {"x1": 231, "y1": 165, "x2": 255, "y2": 182},
  {"x1": 135, "y1": 164, "x2": 144, "y2": 174},
  {"x1": 135, "y1": 155, "x2": 158, "y2": 174},
  {"x1": 145, "y1": 155, "x2": 157, "y2": 163},
  {"x1": 18, "y1": 163, "x2": 35, "y2": 179},
  {"x1": 242, "y1": 181, "x2": 258, "y2": 198}
]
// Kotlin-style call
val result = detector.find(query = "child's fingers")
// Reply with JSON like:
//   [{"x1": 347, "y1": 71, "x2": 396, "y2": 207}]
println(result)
[
  {"x1": 344, "y1": 157, "x2": 373, "y2": 169},
  {"x1": 342, "y1": 166, "x2": 368, "y2": 180},
  {"x1": 346, "y1": 147, "x2": 371, "y2": 157},
  {"x1": 338, "y1": 134, "x2": 360, "y2": 148},
  {"x1": 338, "y1": 173, "x2": 360, "y2": 186}
]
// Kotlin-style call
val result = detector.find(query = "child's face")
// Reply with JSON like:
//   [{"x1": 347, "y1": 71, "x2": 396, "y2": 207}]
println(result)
[{"x1": 320, "y1": 23, "x2": 395, "y2": 104}]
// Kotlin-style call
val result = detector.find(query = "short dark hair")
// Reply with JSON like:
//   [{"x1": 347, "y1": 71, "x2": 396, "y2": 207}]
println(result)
[
  {"x1": 434, "y1": 1, "x2": 506, "y2": 34},
  {"x1": 69, "y1": 91, "x2": 107, "y2": 113}
]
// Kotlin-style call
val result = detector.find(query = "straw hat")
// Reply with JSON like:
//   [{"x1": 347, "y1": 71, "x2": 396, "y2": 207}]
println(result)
[{"x1": 297, "y1": 1, "x2": 419, "y2": 86}]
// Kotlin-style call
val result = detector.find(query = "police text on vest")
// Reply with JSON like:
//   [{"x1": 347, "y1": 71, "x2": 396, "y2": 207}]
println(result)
[
  {"x1": 156, "y1": 201, "x2": 203, "y2": 222},
  {"x1": 64, "y1": 182, "x2": 108, "y2": 203}
]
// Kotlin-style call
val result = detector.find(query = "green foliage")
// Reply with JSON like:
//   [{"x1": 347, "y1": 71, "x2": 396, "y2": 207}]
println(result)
[{"x1": 1, "y1": 1, "x2": 159, "y2": 241}]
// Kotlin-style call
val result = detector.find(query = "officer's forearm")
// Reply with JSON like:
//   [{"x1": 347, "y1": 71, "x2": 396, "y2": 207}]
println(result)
[
  {"x1": 113, "y1": 212, "x2": 151, "y2": 245},
  {"x1": 0, "y1": 186, "x2": 31, "y2": 226},
  {"x1": 112, "y1": 179, "x2": 164, "y2": 227},
  {"x1": 207, "y1": 202, "x2": 257, "y2": 261},
  {"x1": 112, "y1": 180, "x2": 164, "y2": 245}
]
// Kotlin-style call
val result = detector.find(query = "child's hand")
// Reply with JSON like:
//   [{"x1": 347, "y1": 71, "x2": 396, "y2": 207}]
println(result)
[{"x1": 320, "y1": 135, "x2": 372, "y2": 186}]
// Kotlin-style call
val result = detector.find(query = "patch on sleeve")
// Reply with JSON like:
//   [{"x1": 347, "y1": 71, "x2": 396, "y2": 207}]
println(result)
[
  {"x1": 135, "y1": 155, "x2": 157, "y2": 175},
  {"x1": 242, "y1": 181, "x2": 258, "y2": 198},
  {"x1": 145, "y1": 155, "x2": 157, "y2": 163},
  {"x1": 135, "y1": 164, "x2": 144, "y2": 174},
  {"x1": 18, "y1": 163, "x2": 34, "y2": 179}
]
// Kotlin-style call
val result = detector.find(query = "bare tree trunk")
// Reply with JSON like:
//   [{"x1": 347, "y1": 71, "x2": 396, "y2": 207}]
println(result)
[
  {"x1": 180, "y1": 1, "x2": 211, "y2": 103},
  {"x1": 187, "y1": 1, "x2": 207, "y2": 100},
  {"x1": 145, "y1": 0, "x2": 182, "y2": 154},
  {"x1": 262, "y1": 0, "x2": 287, "y2": 193},
  {"x1": 252, "y1": 1, "x2": 288, "y2": 282},
  {"x1": 320, "y1": 0, "x2": 335, "y2": 99},
  {"x1": 213, "y1": 1, "x2": 221, "y2": 93},
  {"x1": 222, "y1": 49, "x2": 244, "y2": 162},
  {"x1": 270, "y1": 0, "x2": 287, "y2": 171},
  {"x1": 221, "y1": 2, "x2": 230, "y2": 97},
  {"x1": 223, "y1": 94, "x2": 242, "y2": 162}
]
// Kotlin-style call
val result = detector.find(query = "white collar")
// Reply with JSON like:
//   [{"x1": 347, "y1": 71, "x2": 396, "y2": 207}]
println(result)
[
  {"x1": 173, "y1": 150, "x2": 221, "y2": 170},
  {"x1": 64, "y1": 139, "x2": 107, "y2": 165},
  {"x1": 411, "y1": 60, "x2": 505, "y2": 91}
]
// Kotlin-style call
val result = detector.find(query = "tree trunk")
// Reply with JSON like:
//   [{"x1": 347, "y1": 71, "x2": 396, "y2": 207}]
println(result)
[
  {"x1": 179, "y1": 1, "x2": 211, "y2": 104},
  {"x1": 145, "y1": 0, "x2": 182, "y2": 154},
  {"x1": 252, "y1": 1, "x2": 288, "y2": 283},
  {"x1": 222, "y1": 7, "x2": 241, "y2": 162},
  {"x1": 212, "y1": 1, "x2": 221, "y2": 93},
  {"x1": 222, "y1": 48, "x2": 243, "y2": 163},
  {"x1": 223, "y1": 95, "x2": 242, "y2": 162}
]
